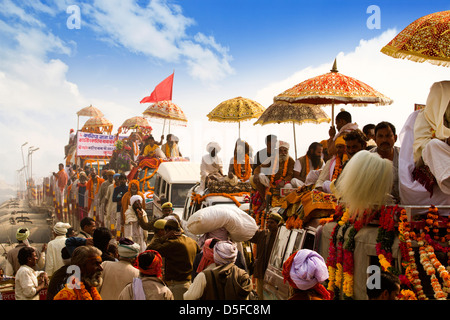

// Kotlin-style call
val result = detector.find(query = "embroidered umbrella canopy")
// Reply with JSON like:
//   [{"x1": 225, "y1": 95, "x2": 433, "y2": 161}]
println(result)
[
  {"x1": 81, "y1": 117, "x2": 113, "y2": 134},
  {"x1": 207, "y1": 96, "x2": 265, "y2": 139},
  {"x1": 381, "y1": 10, "x2": 450, "y2": 67},
  {"x1": 76, "y1": 105, "x2": 104, "y2": 130},
  {"x1": 274, "y1": 60, "x2": 393, "y2": 126},
  {"x1": 118, "y1": 116, "x2": 153, "y2": 135},
  {"x1": 142, "y1": 100, "x2": 187, "y2": 135},
  {"x1": 254, "y1": 101, "x2": 331, "y2": 158}
]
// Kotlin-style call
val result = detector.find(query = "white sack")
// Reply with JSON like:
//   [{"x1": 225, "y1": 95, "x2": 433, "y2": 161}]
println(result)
[{"x1": 186, "y1": 204, "x2": 258, "y2": 242}]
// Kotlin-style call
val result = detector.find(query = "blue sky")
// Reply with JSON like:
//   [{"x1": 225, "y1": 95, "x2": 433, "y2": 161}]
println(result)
[{"x1": 0, "y1": 0, "x2": 449, "y2": 191}]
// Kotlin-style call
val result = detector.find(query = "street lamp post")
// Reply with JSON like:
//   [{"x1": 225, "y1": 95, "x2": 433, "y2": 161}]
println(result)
[{"x1": 21, "y1": 142, "x2": 28, "y2": 185}]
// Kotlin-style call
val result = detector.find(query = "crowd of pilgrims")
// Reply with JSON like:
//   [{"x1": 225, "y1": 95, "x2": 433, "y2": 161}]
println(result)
[{"x1": 6, "y1": 80, "x2": 450, "y2": 301}]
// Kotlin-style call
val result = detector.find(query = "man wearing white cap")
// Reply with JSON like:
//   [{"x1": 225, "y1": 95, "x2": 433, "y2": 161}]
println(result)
[
  {"x1": 124, "y1": 195, "x2": 148, "y2": 251},
  {"x1": 252, "y1": 141, "x2": 295, "y2": 207},
  {"x1": 98, "y1": 238, "x2": 141, "y2": 300},
  {"x1": 45, "y1": 222, "x2": 71, "y2": 277}
]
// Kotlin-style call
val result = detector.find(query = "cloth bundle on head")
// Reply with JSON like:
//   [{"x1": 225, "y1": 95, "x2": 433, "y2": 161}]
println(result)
[
  {"x1": 130, "y1": 195, "x2": 142, "y2": 206},
  {"x1": 207, "y1": 142, "x2": 221, "y2": 153},
  {"x1": 282, "y1": 249, "x2": 328, "y2": 291},
  {"x1": 137, "y1": 250, "x2": 163, "y2": 278},
  {"x1": 279, "y1": 141, "x2": 290, "y2": 149},
  {"x1": 16, "y1": 228, "x2": 30, "y2": 241},
  {"x1": 197, "y1": 238, "x2": 219, "y2": 273},
  {"x1": 54, "y1": 222, "x2": 71, "y2": 236},
  {"x1": 118, "y1": 238, "x2": 141, "y2": 258},
  {"x1": 213, "y1": 240, "x2": 238, "y2": 265}
]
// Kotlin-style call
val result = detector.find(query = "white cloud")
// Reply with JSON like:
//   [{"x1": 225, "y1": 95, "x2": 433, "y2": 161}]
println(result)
[{"x1": 84, "y1": 0, "x2": 234, "y2": 83}]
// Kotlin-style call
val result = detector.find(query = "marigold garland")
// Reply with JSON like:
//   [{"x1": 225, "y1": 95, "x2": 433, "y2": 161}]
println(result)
[
  {"x1": 191, "y1": 192, "x2": 250, "y2": 208},
  {"x1": 398, "y1": 209, "x2": 426, "y2": 300},
  {"x1": 234, "y1": 154, "x2": 252, "y2": 181},
  {"x1": 331, "y1": 154, "x2": 348, "y2": 181},
  {"x1": 267, "y1": 156, "x2": 289, "y2": 195}
]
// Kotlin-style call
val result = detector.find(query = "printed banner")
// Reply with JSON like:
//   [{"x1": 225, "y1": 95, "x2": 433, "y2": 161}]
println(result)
[{"x1": 77, "y1": 132, "x2": 117, "y2": 157}]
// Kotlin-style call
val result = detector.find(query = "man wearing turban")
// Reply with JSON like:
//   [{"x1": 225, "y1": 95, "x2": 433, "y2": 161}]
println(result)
[
  {"x1": 123, "y1": 195, "x2": 148, "y2": 252},
  {"x1": 413, "y1": 81, "x2": 450, "y2": 195},
  {"x1": 315, "y1": 135, "x2": 347, "y2": 194},
  {"x1": 119, "y1": 250, "x2": 173, "y2": 300},
  {"x1": 98, "y1": 238, "x2": 141, "y2": 300},
  {"x1": 252, "y1": 141, "x2": 295, "y2": 207},
  {"x1": 282, "y1": 249, "x2": 330, "y2": 300},
  {"x1": 46, "y1": 222, "x2": 71, "y2": 277},
  {"x1": 184, "y1": 240, "x2": 252, "y2": 300},
  {"x1": 200, "y1": 142, "x2": 224, "y2": 191},
  {"x1": 5, "y1": 228, "x2": 46, "y2": 276}
]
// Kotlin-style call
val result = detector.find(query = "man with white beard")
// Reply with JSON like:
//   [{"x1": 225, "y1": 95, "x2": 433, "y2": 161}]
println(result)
[
  {"x1": 251, "y1": 141, "x2": 295, "y2": 207},
  {"x1": 53, "y1": 246, "x2": 104, "y2": 300}
]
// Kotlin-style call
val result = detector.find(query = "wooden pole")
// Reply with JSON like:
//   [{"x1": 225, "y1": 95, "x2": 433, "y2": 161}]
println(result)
[{"x1": 293, "y1": 122, "x2": 297, "y2": 159}]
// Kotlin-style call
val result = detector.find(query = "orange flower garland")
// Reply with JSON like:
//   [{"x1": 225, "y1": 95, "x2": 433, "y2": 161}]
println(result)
[
  {"x1": 234, "y1": 154, "x2": 252, "y2": 181},
  {"x1": 398, "y1": 209, "x2": 426, "y2": 300},
  {"x1": 191, "y1": 192, "x2": 250, "y2": 208},
  {"x1": 331, "y1": 154, "x2": 348, "y2": 181}
]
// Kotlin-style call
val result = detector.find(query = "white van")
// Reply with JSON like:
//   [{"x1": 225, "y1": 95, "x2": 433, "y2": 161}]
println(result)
[{"x1": 151, "y1": 161, "x2": 201, "y2": 221}]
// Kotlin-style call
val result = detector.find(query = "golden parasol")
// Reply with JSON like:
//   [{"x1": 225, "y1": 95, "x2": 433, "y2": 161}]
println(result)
[
  {"x1": 118, "y1": 116, "x2": 153, "y2": 135},
  {"x1": 76, "y1": 105, "x2": 104, "y2": 130},
  {"x1": 274, "y1": 60, "x2": 393, "y2": 126},
  {"x1": 207, "y1": 96, "x2": 265, "y2": 139},
  {"x1": 142, "y1": 100, "x2": 187, "y2": 135},
  {"x1": 254, "y1": 101, "x2": 331, "y2": 158},
  {"x1": 81, "y1": 117, "x2": 113, "y2": 134},
  {"x1": 381, "y1": 10, "x2": 450, "y2": 67}
]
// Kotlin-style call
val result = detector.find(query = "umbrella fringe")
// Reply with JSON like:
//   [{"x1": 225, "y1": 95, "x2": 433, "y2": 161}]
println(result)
[
  {"x1": 381, "y1": 45, "x2": 450, "y2": 67},
  {"x1": 274, "y1": 96, "x2": 393, "y2": 106}
]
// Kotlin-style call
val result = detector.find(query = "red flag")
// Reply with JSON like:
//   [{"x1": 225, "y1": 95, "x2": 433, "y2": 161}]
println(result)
[{"x1": 140, "y1": 73, "x2": 174, "y2": 104}]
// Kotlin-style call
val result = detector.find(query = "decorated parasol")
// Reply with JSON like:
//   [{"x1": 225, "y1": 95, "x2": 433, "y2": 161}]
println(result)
[
  {"x1": 81, "y1": 117, "x2": 113, "y2": 134},
  {"x1": 118, "y1": 116, "x2": 153, "y2": 135},
  {"x1": 381, "y1": 10, "x2": 450, "y2": 67},
  {"x1": 207, "y1": 96, "x2": 265, "y2": 139},
  {"x1": 76, "y1": 105, "x2": 104, "y2": 130},
  {"x1": 254, "y1": 101, "x2": 331, "y2": 158},
  {"x1": 142, "y1": 100, "x2": 187, "y2": 135},
  {"x1": 274, "y1": 60, "x2": 393, "y2": 126}
]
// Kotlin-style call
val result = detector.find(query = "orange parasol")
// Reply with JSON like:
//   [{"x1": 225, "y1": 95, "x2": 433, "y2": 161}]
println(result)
[
  {"x1": 81, "y1": 117, "x2": 113, "y2": 134},
  {"x1": 118, "y1": 116, "x2": 153, "y2": 135},
  {"x1": 274, "y1": 60, "x2": 393, "y2": 126},
  {"x1": 381, "y1": 10, "x2": 450, "y2": 67}
]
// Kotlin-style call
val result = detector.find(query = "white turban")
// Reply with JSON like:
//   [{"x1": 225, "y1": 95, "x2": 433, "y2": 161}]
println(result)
[
  {"x1": 279, "y1": 141, "x2": 290, "y2": 149},
  {"x1": 213, "y1": 241, "x2": 238, "y2": 265},
  {"x1": 130, "y1": 195, "x2": 142, "y2": 206},
  {"x1": 54, "y1": 222, "x2": 71, "y2": 235},
  {"x1": 118, "y1": 242, "x2": 141, "y2": 258},
  {"x1": 289, "y1": 249, "x2": 328, "y2": 290},
  {"x1": 206, "y1": 142, "x2": 221, "y2": 153}
]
